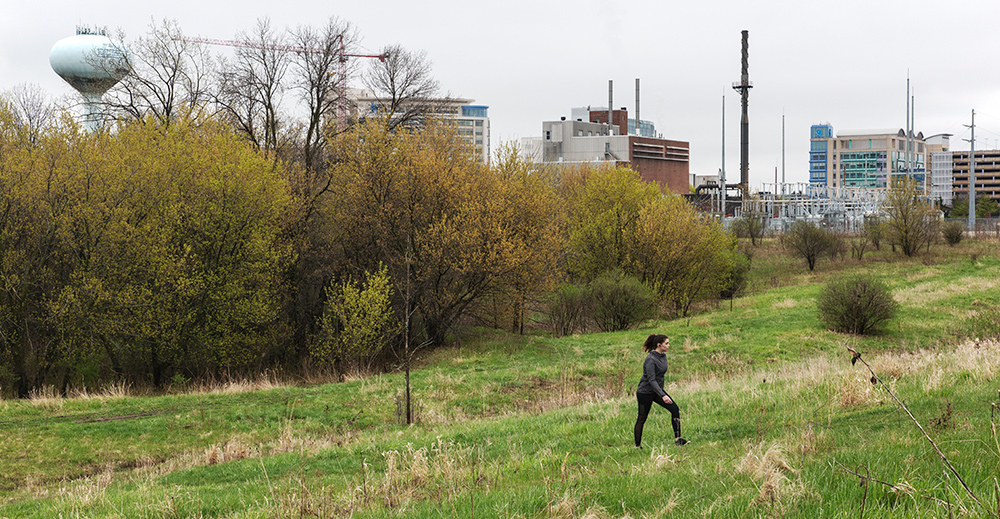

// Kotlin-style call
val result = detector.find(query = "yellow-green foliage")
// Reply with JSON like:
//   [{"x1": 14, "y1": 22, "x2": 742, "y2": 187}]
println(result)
[
  {"x1": 628, "y1": 194, "x2": 737, "y2": 317},
  {"x1": 325, "y1": 120, "x2": 563, "y2": 346},
  {"x1": 564, "y1": 166, "x2": 661, "y2": 281},
  {"x1": 0, "y1": 110, "x2": 293, "y2": 391},
  {"x1": 314, "y1": 264, "x2": 396, "y2": 366}
]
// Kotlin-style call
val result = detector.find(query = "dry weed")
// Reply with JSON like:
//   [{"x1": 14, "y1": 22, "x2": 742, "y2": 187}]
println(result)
[
  {"x1": 193, "y1": 372, "x2": 286, "y2": 395},
  {"x1": 341, "y1": 439, "x2": 481, "y2": 510},
  {"x1": 894, "y1": 276, "x2": 999, "y2": 306},
  {"x1": 27, "y1": 385, "x2": 63, "y2": 410},
  {"x1": 205, "y1": 436, "x2": 256, "y2": 465},
  {"x1": 648, "y1": 446, "x2": 677, "y2": 469},
  {"x1": 53, "y1": 463, "x2": 115, "y2": 507},
  {"x1": 772, "y1": 298, "x2": 797, "y2": 309},
  {"x1": 738, "y1": 442, "x2": 801, "y2": 506},
  {"x1": 837, "y1": 372, "x2": 878, "y2": 408},
  {"x1": 794, "y1": 424, "x2": 819, "y2": 456},
  {"x1": 640, "y1": 488, "x2": 683, "y2": 517},
  {"x1": 275, "y1": 423, "x2": 336, "y2": 455},
  {"x1": 67, "y1": 380, "x2": 133, "y2": 400}
]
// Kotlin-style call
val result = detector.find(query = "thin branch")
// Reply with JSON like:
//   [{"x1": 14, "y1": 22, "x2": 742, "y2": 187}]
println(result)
[
  {"x1": 847, "y1": 346, "x2": 986, "y2": 511},
  {"x1": 833, "y1": 458, "x2": 950, "y2": 507}
]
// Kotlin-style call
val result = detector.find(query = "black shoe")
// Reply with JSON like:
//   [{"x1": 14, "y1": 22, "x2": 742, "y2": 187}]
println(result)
[
  {"x1": 634, "y1": 444, "x2": 642, "y2": 449},
  {"x1": 674, "y1": 437, "x2": 689, "y2": 446}
]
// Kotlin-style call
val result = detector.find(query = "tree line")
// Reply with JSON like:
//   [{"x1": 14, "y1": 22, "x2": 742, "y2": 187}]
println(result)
[
  {"x1": 1, "y1": 76, "x2": 742, "y2": 398},
  {"x1": 15, "y1": 18, "x2": 958, "y2": 397}
]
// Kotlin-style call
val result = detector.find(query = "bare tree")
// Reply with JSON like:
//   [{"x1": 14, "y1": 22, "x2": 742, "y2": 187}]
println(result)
[
  {"x1": 215, "y1": 18, "x2": 289, "y2": 153},
  {"x1": 3, "y1": 83, "x2": 56, "y2": 145},
  {"x1": 103, "y1": 19, "x2": 215, "y2": 125},
  {"x1": 287, "y1": 17, "x2": 358, "y2": 171},
  {"x1": 361, "y1": 44, "x2": 440, "y2": 130},
  {"x1": 883, "y1": 176, "x2": 939, "y2": 257}
]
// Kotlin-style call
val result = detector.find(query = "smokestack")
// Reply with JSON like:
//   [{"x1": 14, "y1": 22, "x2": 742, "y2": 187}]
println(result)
[
  {"x1": 635, "y1": 78, "x2": 640, "y2": 136},
  {"x1": 731, "y1": 30, "x2": 752, "y2": 191},
  {"x1": 608, "y1": 80, "x2": 613, "y2": 135}
]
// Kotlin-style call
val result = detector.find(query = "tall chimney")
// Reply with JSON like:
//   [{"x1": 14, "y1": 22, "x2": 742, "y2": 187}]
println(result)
[
  {"x1": 635, "y1": 78, "x2": 640, "y2": 136},
  {"x1": 608, "y1": 80, "x2": 613, "y2": 135},
  {"x1": 731, "y1": 30, "x2": 752, "y2": 191}
]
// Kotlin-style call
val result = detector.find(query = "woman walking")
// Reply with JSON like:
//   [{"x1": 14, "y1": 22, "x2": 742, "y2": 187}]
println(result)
[{"x1": 634, "y1": 333, "x2": 687, "y2": 448}]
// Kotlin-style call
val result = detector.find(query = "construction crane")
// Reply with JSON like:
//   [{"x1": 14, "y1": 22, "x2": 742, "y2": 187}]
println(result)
[{"x1": 172, "y1": 34, "x2": 388, "y2": 126}]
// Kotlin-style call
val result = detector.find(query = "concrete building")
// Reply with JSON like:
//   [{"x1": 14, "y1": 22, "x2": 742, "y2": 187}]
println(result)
[
  {"x1": 524, "y1": 108, "x2": 690, "y2": 194},
  {"x1": 950, "y1": 149, "x2": 1000, "y2": 207},
  {"x1": 349, "y1": 89, "x2": 491, "y2": 162},
  {"x1": 809, "y1": 125, "x2": 926, "y2": 188},
  {"x1": 925, "y1": 134, "x2": 953, "y2": 206}
]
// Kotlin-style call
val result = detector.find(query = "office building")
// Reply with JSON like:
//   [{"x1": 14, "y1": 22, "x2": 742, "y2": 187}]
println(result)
[
  {"x1": 809, "y1": 125, "x2": 926, "y2": 188},
  {"x1": 349, "y1": 89, "x2": 491, "y2": 162}
]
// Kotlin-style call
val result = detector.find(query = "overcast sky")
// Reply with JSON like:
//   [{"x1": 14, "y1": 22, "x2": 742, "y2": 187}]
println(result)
[{"x1": 4, "y1": 0, "x2": 1000, "y2": 185}]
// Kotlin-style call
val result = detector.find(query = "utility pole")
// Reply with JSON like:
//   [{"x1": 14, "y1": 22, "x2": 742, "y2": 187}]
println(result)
[
  {"x1": 965, "y1": 110, "x2": 976, "y2": 233},
  {"x1": 905, "y1": 75, "x2": 911, "y2": 175}
]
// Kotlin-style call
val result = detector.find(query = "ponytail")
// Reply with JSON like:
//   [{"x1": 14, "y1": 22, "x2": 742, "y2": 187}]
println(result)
[{"x1": 643, "y1": 334, "x2": 667, "y2": 352}]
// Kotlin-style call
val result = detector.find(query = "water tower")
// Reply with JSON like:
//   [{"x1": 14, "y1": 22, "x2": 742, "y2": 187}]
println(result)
[{"x1": 49, "y1": 26, "x2": 130, "y2": 132}]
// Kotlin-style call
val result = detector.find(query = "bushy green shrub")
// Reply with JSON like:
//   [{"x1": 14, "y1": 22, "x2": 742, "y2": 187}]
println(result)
[
  {"x1": 719, "y1": 250, "x2": 751, "y2": 308},
  {"x1": 942, "y1": 220, "x2": 965, "y2": 246},
  {"x1": 548, "y1": 284, "x2": 589, "y2": 337},
  {"x1": 585, "y1": 270, "x2": 656, "y2": 332},
  {"x1": 817, "y1": 274, "x2": 899, "y2": 335}
]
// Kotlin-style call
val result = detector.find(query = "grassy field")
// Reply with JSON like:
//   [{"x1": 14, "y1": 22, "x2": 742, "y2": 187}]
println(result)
[{"x1": 2, "y1": 239, "x2": 1000, "y2": 518}]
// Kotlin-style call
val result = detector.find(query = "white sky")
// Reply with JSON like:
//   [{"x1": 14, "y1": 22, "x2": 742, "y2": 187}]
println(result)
[{"x1": 4, "y1": 0, "x2": 1000, "y2": 185}]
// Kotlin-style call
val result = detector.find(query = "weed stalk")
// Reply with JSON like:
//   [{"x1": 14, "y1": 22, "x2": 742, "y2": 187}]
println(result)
[{"x1": 846, "y1": 347, "x2": 986, "y2": 511}]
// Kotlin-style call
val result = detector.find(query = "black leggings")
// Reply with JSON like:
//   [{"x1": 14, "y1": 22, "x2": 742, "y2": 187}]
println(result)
[{"x1": 634, "y1": 392, "x2": 680, "y2": 447}]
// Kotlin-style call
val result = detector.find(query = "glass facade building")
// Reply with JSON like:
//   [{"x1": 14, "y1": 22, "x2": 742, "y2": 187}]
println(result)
[{"x1": 809, "y1": 125, "x2": 925, "y2": 188}]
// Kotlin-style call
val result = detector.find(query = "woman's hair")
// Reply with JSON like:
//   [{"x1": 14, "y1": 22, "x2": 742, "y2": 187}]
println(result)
[{"x1": 643, "y1": 334, "x2": 668, "y2": 352}]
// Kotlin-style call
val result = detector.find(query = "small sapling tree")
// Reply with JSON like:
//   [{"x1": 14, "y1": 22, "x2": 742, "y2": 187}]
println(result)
[{"x1": 784, "y1": 220, "x2": 836, "y2": 271}]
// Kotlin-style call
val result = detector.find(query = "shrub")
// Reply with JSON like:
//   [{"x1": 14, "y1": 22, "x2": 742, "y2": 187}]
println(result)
[
  {"x1": 784, "y1": 221, "x2": 836, "y2": 271},
  {"x1": 817, "y1": 274, "x2": 899, "y2": 335},
  {"x1": 863, "y1": 215, "x2": 884, "y2": 250},
  {"x1": 942, "y1": 220, "x2": 965, "y2": 246},
  {"x1": 719, "y1": 250, "x2": 751, "y2": 309},
  {"x1": 585, "y1": 270, "x2": 657, "y2": 332},
  {"x1": 548, "y1": 284, "x2": 589, "y2": 337}
]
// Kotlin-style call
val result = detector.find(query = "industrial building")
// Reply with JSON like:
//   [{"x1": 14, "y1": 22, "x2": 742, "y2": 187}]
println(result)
[
  {"x1": 349, "y1": 89, "x2": 491, "y2": 162},
  {"x1": 523, "y1": 107, "x2": 690, "y2": 194}
]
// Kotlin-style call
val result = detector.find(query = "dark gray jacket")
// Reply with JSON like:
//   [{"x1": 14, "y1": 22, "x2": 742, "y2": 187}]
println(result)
[{"x1": 636, "y1": 350, "x2": 668, "y2": 397}]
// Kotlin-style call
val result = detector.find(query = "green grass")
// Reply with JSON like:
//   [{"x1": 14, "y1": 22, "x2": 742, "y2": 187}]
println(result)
[{"x1": 3, "y1": 239, "x2": 1000, "y2": 517}]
